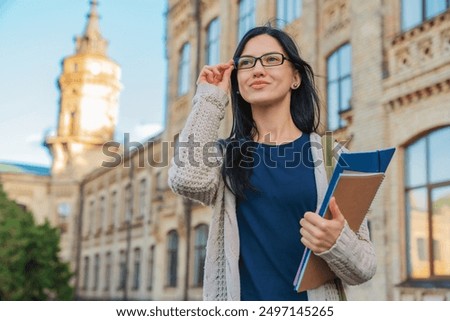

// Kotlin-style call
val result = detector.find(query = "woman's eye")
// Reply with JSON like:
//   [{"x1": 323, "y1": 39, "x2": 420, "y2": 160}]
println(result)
[{"x1": 266, "y1": 56, "x2": 280, "y2": 63}]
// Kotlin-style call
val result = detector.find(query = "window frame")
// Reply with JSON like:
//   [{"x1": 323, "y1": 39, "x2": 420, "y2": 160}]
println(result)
[
  {"x1": 206, "y1": 18, "x2": 221, "y2": 66},
  {"x1": 326, "y1": 43, "x2": 352, "y2": 131},
  {"x1": 238, "y1": 0, "x2": 256, "y2": 40},
  {"x1": 403, "y1": 126, "x2": 450, "y2": 287},
  {"x1": 147, "y1": 245, "x2": 156, "y2": 291},
  {"x1": 178, "y1": 42, "x2": 191, "y2": 96},
  {"x1": 401, "y1": 0, "x2": 450, "y2": 31},
  {"x1": 193, "y1": 224, "x2": 209, "y2": 287},
  {"x1": 132, "y1": 248, "x2": 141, "y2": 290},
  {"x1": 166, "y1": 230, "x2": 179, "y2": 287},
  {"x1": 276, "y1": 0, "x2": 302, "y2": 29}
]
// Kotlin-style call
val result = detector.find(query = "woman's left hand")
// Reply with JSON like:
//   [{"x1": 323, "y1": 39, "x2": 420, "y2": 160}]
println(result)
[{"x1": 299, "y1": 197, "x2": 345, "y2": 254}]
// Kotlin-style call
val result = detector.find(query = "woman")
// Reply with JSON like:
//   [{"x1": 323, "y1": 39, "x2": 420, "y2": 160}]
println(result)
[{"x1": 169, "y1": 25, "x2": 376, "y2": 300}]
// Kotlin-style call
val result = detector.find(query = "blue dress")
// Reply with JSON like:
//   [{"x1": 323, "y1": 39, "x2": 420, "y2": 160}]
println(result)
[{"x1": 237, "y1": 133, "x2": 317, "y2": 300}]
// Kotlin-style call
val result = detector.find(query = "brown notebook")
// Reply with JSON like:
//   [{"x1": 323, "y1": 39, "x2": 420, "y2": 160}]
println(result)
[{"x1": 296, "y1": 172, "x2": 385, "y2": 292}]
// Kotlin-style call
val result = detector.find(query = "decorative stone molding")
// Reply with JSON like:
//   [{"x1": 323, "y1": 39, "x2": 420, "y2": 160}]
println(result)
[
  {"x1": 384, "y1": 78, "x2": 450, "y2": 111},
  {"x1": 323, "y1": 0, "x2": 350, "y2": 38},
  {"x1": 388, "y1": 12, "x2": 450, "y2": 77}
]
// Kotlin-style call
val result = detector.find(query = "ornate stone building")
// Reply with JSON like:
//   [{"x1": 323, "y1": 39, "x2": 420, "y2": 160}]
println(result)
[{"x1": 1, "y1": 0, "x2": 449, "y2": 301}]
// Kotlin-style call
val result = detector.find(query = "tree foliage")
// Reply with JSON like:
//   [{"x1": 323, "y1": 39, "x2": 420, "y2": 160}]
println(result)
[{"x1": 0, "y1": 185, "x2": 73, "y2": 300}]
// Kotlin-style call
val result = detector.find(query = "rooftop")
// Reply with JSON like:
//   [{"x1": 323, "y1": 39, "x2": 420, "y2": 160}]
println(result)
[{"x1": 0, "y1": 161, "x2": 50, "y2": 176}]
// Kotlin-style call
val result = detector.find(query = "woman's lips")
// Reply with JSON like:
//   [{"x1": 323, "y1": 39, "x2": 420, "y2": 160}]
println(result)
[{"x1": 250, "y1": 81, "x2": 270, "y2": 89}]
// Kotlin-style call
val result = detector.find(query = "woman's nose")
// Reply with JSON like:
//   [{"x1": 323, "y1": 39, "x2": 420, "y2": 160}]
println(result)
[{"x1": 252, "y1": 60, "x2": 266, "y2": 77}]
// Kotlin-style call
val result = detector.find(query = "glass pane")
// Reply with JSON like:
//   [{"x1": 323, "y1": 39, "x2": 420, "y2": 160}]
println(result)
[
  {"x1": 429, "y1": 127, "x2": 450, "y2": 183},
  {"x1": 425, "y1": 0, "x2": 447, "y2": 19},
  {"x1": 277, "y1": 0, "x2": 285, "y2": 21},
  {"x1": 340, "y1": 76, "x2": 352, "y2": 111},
  {"x1": 207, "y1": 19, "x2": 220, "y2": 65},
  {"x1": 401, "y1": 0, "x2": 422, "y2": 30},
  {"x1": 327, "y1": 82, "x2": 339, "y2": 131},
  {"x1": 339, "y1": 44, "x2": 352, "y2": 76},
  {"x1": 327, "y1": 52, "x2": 338, "y2": 82},
  {"x1": 405, "y1": 138, "x2": 427, "y2": 187},
  {"x1": 286, "y1": 0, "x2": 295, "y2": 23},
  {"x1": 295, "y1": 0, "x2": 302, "y2": 18},
  {"x1": 431, "y1": 185, "x2": 450, "y2": 276},
  {"x1": 178, "y1": 43, "x2": 190, "y2": 95},
  {"x1": 406, "y1": 188, "x2": 430, "y2": 278}
]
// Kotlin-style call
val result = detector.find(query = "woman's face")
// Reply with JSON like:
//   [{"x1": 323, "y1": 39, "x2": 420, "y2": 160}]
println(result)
[{"x1": 236, "y1": 34, "x2": 300, "y2": 109}]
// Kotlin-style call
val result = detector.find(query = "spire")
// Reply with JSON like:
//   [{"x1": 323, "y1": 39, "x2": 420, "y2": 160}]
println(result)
[{"x1": 75, "y1": 0, "x2": 108, "y2": 55}]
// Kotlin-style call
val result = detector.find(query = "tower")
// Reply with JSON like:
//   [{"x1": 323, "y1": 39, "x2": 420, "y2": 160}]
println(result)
[{"x1": 45, "y1": 0, "x2": 122, "y2": 180}]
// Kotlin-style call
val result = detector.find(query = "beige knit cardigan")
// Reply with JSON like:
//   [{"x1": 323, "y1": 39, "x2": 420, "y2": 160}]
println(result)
[{"x1": 168, "y1": 83, "x2": 377, "y2": 301}]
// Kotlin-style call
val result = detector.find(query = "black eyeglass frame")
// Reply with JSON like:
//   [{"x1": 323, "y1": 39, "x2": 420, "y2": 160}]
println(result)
[{"x1": 233, "y1": 52, "x2": 292, "y2": 70}]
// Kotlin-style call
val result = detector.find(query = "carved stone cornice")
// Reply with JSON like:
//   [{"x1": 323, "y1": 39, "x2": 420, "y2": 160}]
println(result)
[
  {"x1": 322, "y1": 0, "x2": 350, "y2": 38},
  {"x1": 386, "y1": 11, "x2": 450, "y2": 79},
  {"x1": 391, "y1": 11, "x2": 450, "y2": 46},
  {"x1": 384, "y1": 78, "x2": 450, "y2": 111}
]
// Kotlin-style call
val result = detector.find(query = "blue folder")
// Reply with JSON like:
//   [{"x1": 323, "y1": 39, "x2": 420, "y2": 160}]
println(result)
[{"x1": 293, "y1": 147, "x2": 396, "y2": 292}]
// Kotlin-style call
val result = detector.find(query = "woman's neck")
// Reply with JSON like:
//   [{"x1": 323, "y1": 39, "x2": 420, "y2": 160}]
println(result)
[{"x1": 251, "y1": 104, "x2": 301, "y2": 145}]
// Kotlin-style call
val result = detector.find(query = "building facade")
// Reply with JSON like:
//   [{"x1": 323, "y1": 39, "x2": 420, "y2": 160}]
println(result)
[{"x1": 1, "y1": 0, "x2": 449, "y2": 300}]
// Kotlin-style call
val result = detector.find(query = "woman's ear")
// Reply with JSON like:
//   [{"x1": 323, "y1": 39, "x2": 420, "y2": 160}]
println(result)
[{"x1": 291, "y1": 70, "x2": 301, "y2": 89}]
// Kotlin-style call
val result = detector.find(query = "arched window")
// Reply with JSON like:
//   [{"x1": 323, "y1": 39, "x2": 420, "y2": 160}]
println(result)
[
  {"x1": 326, "y1": 43, "x2": 352, "y2": 131},
  {"x1": 178, "y1": 43, "x2": 191, "y2": 96},
  {"x1": 118, "y1": 250, "x2": 126, "y2": 290},
  {"x1": 277, "y1": 0, "x2": 302, "y2": 28},
  {"x1": 193, "y1": 224, "x2": 209, "y2": 287},
  {"x1": 167, "y1": 230, "x2": 179, "y2": 287},
  {"x1": 132, "y1": 248, "x2": 141, "y2": 290},
  {"x1": 83, "y1": 256, "x2": 90, "y2": 290},
  {"x1": 238, "y1": 0, "x2": 255, "y2": 40},
  {"x1": 104, "y1": 252, "x2": 112, "y2": 291},
  {"x1": 139, "y1": 178, "x2": 147, "y2": 219},
  {"x1": 206, "y1": 18, "x2": 220, "y2": 66},
  {"x1": 147, "y1": 245, "x2": 155, "y2": 291},
  {"x1": 404, "y1": 126, "x2": 450, "y2": 281},
  {"x1": 93, "y1": 253, "x2": 100, "y2": 291}
]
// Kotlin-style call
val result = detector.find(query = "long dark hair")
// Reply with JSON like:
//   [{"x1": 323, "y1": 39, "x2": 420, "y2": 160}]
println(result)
[{"x1": 220, "y1": 25, "x2": 321, "y2": 200}]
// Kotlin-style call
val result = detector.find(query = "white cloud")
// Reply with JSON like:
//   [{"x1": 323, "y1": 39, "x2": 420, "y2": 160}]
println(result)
[
  {"x1": 130, "y1": 122, "x2": 163, "y2": 142},
  {"x1": 26, "y1": 132, "x2": 44, "y2": 144}
]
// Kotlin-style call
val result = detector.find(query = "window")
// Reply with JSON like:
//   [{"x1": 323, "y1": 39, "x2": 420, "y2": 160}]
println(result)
[
  {"x1": 83, "y1": 256, "x2": 90, "y2": 290},
  {"x1": 118, "y1": 250, "x2": 126, "y2": 290},
  {"x1": 132, "y1": 248, "x2": 141, "y2": 290},
  {"x1": 93, "y1": 254, "x2": 100, "y2": 290},
  {"x1": 405, "y1": 126, "x2": 450, "y2": 280},
  {"x1": 148, "y1": 245, "x2": 155, "y2": 291},
  {"x1": 110, "y1": 190, "x2": 118, "y2": 228},
  {"x1": 326, "y1": 44, "x2": 352, "y2": 131},
  {"x1": 139, "y1": 179, "x2": 147, "y2": 219},
  {"x1": 178, "y1": 43, "x2": 191, "y2": 96},
  {"x1": 401, "y1": 0, "x2": 449, "y2": 31},
  {"x1": 238, "y1": 0, "x2": 255, "y2": 40},
  {"x1": 277, "y1": 0, "x2": 302, "y2": 28},
  {"x1": 98, "y1": 195, "x2": 106, "y2": 232},
  {"x1": 57, "y1": 202, "x2": 71, "y2": 218},
  {"x1": 104, "y1": 252, "x2": 112, "y2": 291},
  {"x1": 125, "y1": 184, "x2": 132, "y2": 223},
  {"x1": 87, "y1": 200, "x2": 95, "y2": 235},
  {"x1": 193, "y1": 224, "x2": 208, "y2": 287},
  {"x1": 206, "y1": 18, "x2": 220, "y2": 65},
  {"x1": 167, "y1": 230, "x2": 179, "y2": 287}
]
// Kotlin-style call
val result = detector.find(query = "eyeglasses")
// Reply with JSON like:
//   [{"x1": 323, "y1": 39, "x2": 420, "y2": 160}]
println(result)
[{"x1": 234, "y1": 52, "x2": 291, "y2": 70}]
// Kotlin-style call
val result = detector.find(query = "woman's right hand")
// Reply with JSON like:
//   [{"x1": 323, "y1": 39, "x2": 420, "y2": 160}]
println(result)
[{"x1": 196, "y1": 59, "x2": 234, "y2": 93}]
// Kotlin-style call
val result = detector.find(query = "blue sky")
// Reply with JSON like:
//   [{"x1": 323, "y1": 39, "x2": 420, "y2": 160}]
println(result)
[{"x1": 0, "y1": 0, "x2": 167, "y2": 167}]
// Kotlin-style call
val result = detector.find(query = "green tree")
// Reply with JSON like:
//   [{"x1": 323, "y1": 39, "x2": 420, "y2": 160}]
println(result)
[{"x1": 0, "y1": 185, "x2": 73, "y2": 300}]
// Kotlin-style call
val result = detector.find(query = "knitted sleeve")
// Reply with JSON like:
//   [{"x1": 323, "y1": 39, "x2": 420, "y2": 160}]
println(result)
[
  {"x1": 316, "y1": 217, "x2": 377, "y2": 285},
  {"x1": 168, "y1": 83, "x2": 229, "y2": 206}
]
